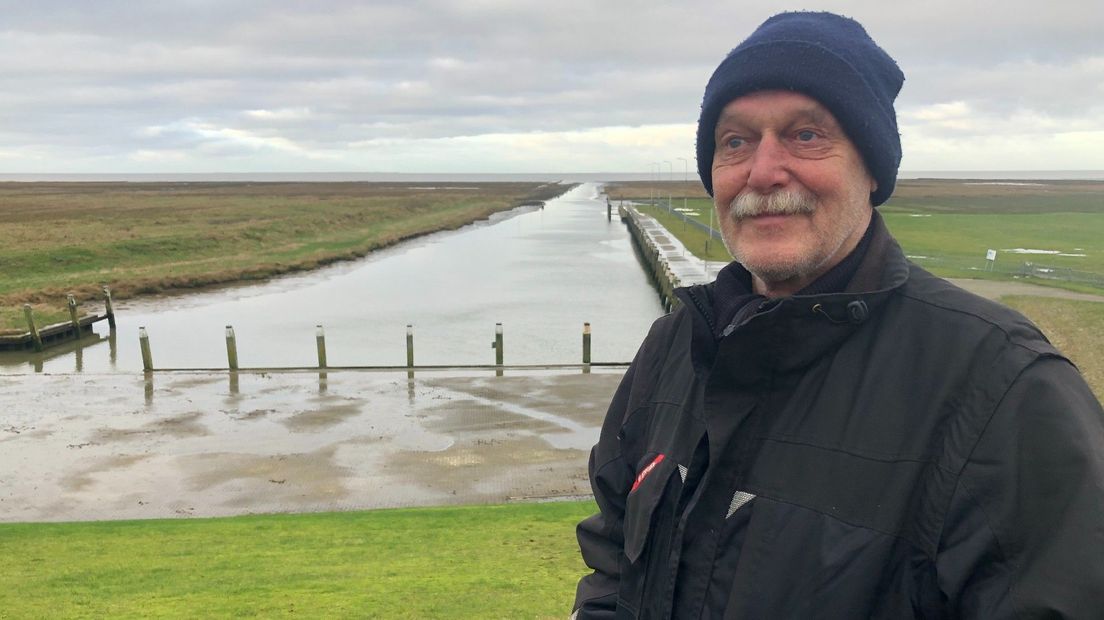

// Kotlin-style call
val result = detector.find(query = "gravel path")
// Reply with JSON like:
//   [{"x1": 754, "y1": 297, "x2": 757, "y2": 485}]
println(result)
[{"x1": 948, "y1": 278, "x2": 1104, "y2": 303}]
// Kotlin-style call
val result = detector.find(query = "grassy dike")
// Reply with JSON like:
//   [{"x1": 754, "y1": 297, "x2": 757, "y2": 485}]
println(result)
[
  {"x1": 611, "y1": 179, "x2": 1104, "y2": 283},
  {"x1": 0, "y1": 501, "x2": 596, "y2": 618},
  {"x1": 0, "y1": 182, "x2": 571, "y2": 334}
]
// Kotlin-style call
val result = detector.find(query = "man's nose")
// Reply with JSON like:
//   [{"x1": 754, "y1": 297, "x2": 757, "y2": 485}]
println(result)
[{"x1": 745, "y1": 135, "x2": 791, "y2": 193}]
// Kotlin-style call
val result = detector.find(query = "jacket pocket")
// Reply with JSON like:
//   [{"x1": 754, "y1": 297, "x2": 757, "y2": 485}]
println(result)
[{"x1": 623, "y1": 452, "x2": 677, "y2": 564}]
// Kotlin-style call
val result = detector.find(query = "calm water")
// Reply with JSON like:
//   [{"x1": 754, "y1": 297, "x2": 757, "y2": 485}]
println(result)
[
  {"x1": 1, "y1": 183, "x2": 665, "y2": 373},
  {"x1": 1, "y1": 170, "x2": 1102, "y2": 182}
]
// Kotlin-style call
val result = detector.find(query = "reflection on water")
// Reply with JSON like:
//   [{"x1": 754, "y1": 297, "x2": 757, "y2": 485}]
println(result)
[{"x1": 1, "y1": 183, "x2": 665, "y2": 374}]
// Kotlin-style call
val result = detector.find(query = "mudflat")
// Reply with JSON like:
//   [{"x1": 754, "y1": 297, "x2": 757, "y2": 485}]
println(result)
[{"x1": 0, "y1": 368, "x2": 622, "y2": 523}]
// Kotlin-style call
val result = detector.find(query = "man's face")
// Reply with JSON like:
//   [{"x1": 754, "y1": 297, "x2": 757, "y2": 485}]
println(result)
[{"x1": 711, "y1": 90, "x2": 876, "y2": 297}]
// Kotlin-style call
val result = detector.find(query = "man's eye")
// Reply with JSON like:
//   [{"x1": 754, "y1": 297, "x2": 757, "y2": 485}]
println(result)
[
  {"x1": 796, "y1": 130, "x2": 817, "y2": 142},
  {"x1": 726, "y1": 137, "x2": 745, "y2": 149}
]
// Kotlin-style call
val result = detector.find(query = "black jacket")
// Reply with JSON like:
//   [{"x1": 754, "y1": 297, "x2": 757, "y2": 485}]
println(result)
[{"x1": 573, "y1": 216, "x2": 1104, "y2": 619}]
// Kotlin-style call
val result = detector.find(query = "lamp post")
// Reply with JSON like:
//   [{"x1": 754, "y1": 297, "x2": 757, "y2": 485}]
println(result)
[
  {"x1": 677, "y1": 156, "x2": 689, "y2": 225},
  {"x1": 663, "y1": 160, "x2": 673, "y2": 214},
  {"x1": 644, "y1": 162, "x2": 653, "y2": 205}
]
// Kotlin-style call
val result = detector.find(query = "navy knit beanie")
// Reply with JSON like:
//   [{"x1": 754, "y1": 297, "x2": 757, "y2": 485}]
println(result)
[{"x1": 695, "y1": 12, "x2": 904, "y2": 206}]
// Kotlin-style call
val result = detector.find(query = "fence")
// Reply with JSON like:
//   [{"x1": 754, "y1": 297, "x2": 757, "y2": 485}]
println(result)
[
  {"x1": 907, "y1": 255, "x2": 1104, "y2": 289},
  {"x1": 136, "y1": 321, "x2": 626, "y2": 374}
]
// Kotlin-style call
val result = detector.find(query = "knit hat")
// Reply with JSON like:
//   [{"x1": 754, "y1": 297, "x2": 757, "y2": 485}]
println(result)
[{"x1": 695, "y1": 12, "x2": 904, "y2": 206}]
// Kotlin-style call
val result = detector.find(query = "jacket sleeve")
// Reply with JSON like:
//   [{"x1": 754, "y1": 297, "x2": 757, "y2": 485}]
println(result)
[
  {"x1": 936, "y1": 356, "x2": 1104, "y2": 618},
  {"x1": 572, "y1": 360, "x2": 639, "y2": 619}
]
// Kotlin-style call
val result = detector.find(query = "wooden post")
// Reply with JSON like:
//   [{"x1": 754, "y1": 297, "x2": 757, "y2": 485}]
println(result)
[
  {"x1": 139, "y1": 326, "x2": 153, "y2": 371},
  {"x1": 103, "y1": 286, "x2": 116, "y2": 329},
  {"x1": 316, "y1": 325, "x2": 327, "y2": 368},
  {"x1": 67, "y1": 294, "x2": 81, "y2": 339},
  {"x1": 406, "y1": 324, "x2": 414, "y2": 368},
  {"x1": 493, "y1": 323, "x2": 504, "y2": 366},
  {"x1": 23, "y1": 304, "x2": 43, "y2": 352},
  {"x1": 225, "y1": 325, "x2": 238, "y2": 370},
  {"x1": 582, "y1": 322, "x2": 592, "y2": 365}
]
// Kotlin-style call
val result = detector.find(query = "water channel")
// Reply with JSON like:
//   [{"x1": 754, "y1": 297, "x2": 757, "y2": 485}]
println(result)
[{"x1": 1, "y1": 182, "x2": 665, "y2": 374}]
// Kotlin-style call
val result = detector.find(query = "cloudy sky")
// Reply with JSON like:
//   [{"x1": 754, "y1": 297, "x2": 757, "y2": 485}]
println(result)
[{"x1": 1, "y1": 0, "x2": 1101, "y2": 175}]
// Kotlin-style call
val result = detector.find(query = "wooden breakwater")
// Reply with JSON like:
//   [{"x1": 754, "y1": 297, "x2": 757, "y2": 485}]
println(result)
[
  {"x1": 136, "y1": 321, "x2": 619, "y2": 374},
  {"x1": 619, "y1": 205, "x2": 723, "y2": 311},
  {"x1": 0, "y1": 288, "x2": 116, "y2": 352}
]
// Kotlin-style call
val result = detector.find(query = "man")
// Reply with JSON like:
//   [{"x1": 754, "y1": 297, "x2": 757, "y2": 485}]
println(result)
[{"x1": 573, "y1": 11, "x2": 1104, "y2": 619}]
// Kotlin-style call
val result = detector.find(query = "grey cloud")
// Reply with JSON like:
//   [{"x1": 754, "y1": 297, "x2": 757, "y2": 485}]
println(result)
[{"x1": 0, "y1": 0, "x2": 1100, "y2": 170}]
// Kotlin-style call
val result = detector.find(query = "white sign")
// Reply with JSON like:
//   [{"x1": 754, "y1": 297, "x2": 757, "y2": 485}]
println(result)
[{"x1": 985, "y1": 249, "x2": 997, "y2": 261}]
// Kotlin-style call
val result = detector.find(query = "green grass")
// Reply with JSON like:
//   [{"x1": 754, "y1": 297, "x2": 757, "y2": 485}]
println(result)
[
  {"x1": 0, "y1": 501, "x2": 596, "y2": 619},
  {"x1": 0, "y1": 182, "x2": 571, "y2": 331},
  {"x1": 636, "y1": 200, "x2": 733, "y2": 262},
  {"x1": 613, "y1": 179, "x2": 1104, "y2": 293},
  {"x1": 1001, "y1": 296, "x2": 1104, "y2": 401}
]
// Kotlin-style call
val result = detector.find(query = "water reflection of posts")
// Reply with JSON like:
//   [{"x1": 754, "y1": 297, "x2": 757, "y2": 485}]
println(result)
[
  {"x1": 67, "y1": 294, "x2": 81, "y2": 341},
  {"x1": 74, "y1": 337, "x2": 83, "y2": 372},
  {"x1": 108, "y1": 328, "x2": 117, "y2": 368},
  {"x1": 144, "y1": 374, "x2": 154, "y2": 405},
  {"x1": 225, "y1": 325, "x2": 239, "y2": 370},
  {"x1": 23, "y1": 304, "x2": 43, "y2": 352},
  {"x1": 582, "y1": 322, "x2": 592, "y2": 374},
  {"x1": 139, "y1": 327, "x2": 153, "y2": 372}
]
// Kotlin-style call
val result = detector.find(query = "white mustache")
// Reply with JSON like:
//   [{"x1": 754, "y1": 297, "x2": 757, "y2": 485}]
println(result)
[{"x1": 727, "y1": 190, "x2": 816, "y2": 219}]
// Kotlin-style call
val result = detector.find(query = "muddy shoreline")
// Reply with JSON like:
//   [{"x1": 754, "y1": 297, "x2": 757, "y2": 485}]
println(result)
[{"x1": 0, "y1": 369, "x2": 622, "y2": 523}]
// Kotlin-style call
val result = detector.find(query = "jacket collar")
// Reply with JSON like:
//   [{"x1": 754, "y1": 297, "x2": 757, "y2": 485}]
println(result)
[{"x1": 675, "y1": 210, "x2": 910, "y2": 385}]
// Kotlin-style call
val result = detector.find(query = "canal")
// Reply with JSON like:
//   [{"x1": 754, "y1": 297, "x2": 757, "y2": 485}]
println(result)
[{"x1": 1, "y1": 182, "x2": 665, "y2": 373}]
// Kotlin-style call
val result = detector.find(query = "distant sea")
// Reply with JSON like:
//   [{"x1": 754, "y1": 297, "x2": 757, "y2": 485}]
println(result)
[{"x1": 0, "y1": 171, "x2": 1101, "y2": 182}]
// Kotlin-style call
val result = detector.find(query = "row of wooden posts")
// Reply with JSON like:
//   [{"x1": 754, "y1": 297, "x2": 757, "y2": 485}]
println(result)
[
  {"x1": 136, "y1": 321, "x2": 596, "y2": 371},
  {"x1": 19, "y1": 287, "x2": 116, "y2": 352}
]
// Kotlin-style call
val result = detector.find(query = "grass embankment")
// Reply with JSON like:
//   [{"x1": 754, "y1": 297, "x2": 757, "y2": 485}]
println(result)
[
  {"x1": 0, "y1": 501, "x2": 595, "y2": 618},
  {"x1": 1002, "y1": 296, "x2": 1104, "y2": 401},
  {"x1": 608, "y1": 179, "x2": 1104, "y2": 290},
  {"x1": 0, "y1": 182, "x2": 571, "y2": 333}
]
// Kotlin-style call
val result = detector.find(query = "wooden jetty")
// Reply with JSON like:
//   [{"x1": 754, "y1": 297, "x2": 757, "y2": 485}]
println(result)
[{"x1": 0, "y1": 287, "x2": 116, "y2": 352}]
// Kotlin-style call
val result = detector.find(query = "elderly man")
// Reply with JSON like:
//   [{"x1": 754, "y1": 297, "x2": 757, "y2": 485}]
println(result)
[{"x1": 573, "y1": 11, "x2": 1104, "y2": 619}]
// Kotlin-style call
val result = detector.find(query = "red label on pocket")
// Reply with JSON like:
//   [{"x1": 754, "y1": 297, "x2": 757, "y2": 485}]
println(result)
[{"x1": 631, "y1": 454, "x2": 666, "y2": 492}]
